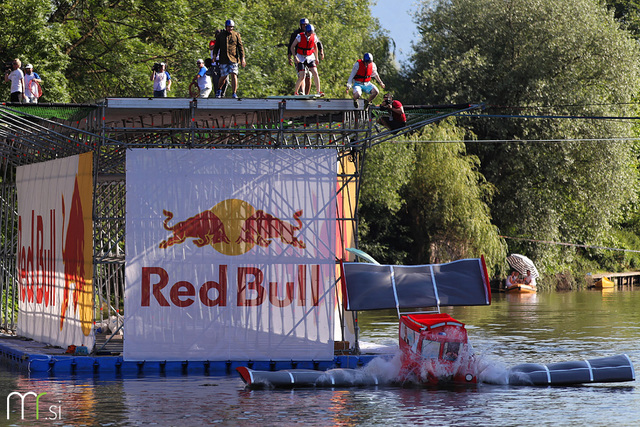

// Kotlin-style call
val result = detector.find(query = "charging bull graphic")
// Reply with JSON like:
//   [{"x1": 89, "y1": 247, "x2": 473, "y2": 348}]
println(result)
[
  {"x1": 60, "y1": 157, "x2": 94, "y2": 337},
  {"x1": 159, "y1": 198, "x2": 305, "y2": 255},
  {"x1": 235, "y1": 209, "x2": 306, "y2": 249},
  {"x1": 159, "y1": 209, "x2": 230, "y2": 249}
]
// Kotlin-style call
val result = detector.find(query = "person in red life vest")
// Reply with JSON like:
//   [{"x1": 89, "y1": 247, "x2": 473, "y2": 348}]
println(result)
[
  {"x1": 290, "y1": 24, "x2": 324, "y2": 96},
  {"x1": 288, "y1": 18, "x2": 325, "y2": 95},
  {"x1": 346, "y1": 53, "x2": 385, "y2": 109},
  {"x1": 377, "y1": 93, "x2": 407, "y2": 131},
  {"x1": 212, "y1": 19, "x2": 246, "y2": 99},
  {"x1": 347, "y1": 53, "x2": 385, "y2": 109}
]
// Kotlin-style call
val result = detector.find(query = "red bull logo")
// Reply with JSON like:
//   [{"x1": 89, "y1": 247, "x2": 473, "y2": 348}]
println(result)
[{"x1": 159, "y1": 198, "x2": 305, "y2": 255}]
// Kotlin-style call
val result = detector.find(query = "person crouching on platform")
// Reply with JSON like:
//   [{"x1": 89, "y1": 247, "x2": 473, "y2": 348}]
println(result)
[
  {"x1": 377, "y1": 93, "x2": 406, "y2": 131},
  {"x1": 290, "y1": 24, "x2": 323, "y2": 96},
  {"x1": 346, "y1": 53, "x2": 385, "y2": 109}
]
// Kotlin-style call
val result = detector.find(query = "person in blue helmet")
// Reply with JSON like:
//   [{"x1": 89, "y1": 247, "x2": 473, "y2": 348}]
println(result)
[
  {"x1": 290, "y1": 23, "x2": 323, "y2": 96},
  {"x1": 212, "y1": 19, "x2": 246, "y2": 98},
  {"x1": 288, "y1": 18, "x2": 324, "y2": 95},
  {"x1": 346, "y1": 53, "x2": 385, "y2": 109}
]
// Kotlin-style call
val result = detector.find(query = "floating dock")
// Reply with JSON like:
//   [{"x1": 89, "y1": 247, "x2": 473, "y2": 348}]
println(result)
[{"x1": 0, "y1": 333, "x2": 381, "y2": 377}]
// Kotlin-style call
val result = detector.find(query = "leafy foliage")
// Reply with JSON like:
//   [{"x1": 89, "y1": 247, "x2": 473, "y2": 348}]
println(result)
[
  {"x1": 359, "y1": 120, "x2": 507, "y2": 276},
  {"x1": 0, "y1": 0, "x2": 391, "y2": 101},
  {"x1": 406, "y1": 0, "x2": 640, "y2": 281}
]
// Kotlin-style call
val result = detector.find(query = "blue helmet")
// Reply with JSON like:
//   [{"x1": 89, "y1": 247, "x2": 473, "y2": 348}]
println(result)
[
  {"x1": 364, "y1": 53, "x2": 373, "y2": 62},
  {"x1": 305, "y1": 24, "x2": 315, "y2": 33},
  {"x1": 300, "y1": 18, "x2": 309, "y2": 25},
  {"x1": 225, "y1": 19, "x2": 235, "y2": 27}
]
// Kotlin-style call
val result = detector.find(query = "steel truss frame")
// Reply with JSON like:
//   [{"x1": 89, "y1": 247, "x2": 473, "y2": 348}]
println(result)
[{"x1": 0, "y1": 99, "x2": 481, "y2": 351}]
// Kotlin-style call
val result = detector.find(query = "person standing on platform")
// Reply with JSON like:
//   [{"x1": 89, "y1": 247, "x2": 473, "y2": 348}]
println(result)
[
  {"x1": 288, "y1": 18, "x2": 324, "y2": 95},
  {"x1": 346, "y1": 53, "x2": 385, "y2": 109},
  {"x1": 377, "y1": 93, "x2": 406, "y2": 131},
  {"x1": 23, "y1": 64, "x2": 42, "y2": 103},
  {"x1": 208, "y1": 30, "x2": 228, "y2": 98},
  {"x1": 212, "y1": 19, "x2": 246, "y2": 99},
  {"x1": 290, "y1": 24, "x2": 323, "y2": 96},
  {"x1": 4, "y1": 59, "x2": 24, "y2": 103},
  {"x1": 193, "y1": 59, "x2": 212, "y2": 98},
  {"x1": 151, "y1": 62, "x2": 171, "y2": 98}
]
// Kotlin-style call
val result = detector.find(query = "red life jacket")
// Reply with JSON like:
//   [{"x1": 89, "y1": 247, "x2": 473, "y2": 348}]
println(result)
[
  {"x1": 296, "y1": 33, "x2": 316, "y2": 56},
  {"x1": 354, "y1": 60, "x2": 372, "y2": 82}
]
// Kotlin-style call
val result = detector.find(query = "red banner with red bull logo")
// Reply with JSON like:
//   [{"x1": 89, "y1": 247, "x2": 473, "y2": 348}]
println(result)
[
  {"x1": 125, "y1": 149, "x2": 337, "y2": 361},
  {"x1": 16, "y1": 152, "x2": 95, "y2": 349}
]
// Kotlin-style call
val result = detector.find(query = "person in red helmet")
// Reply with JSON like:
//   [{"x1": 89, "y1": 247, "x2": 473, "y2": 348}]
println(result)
[
  {"x1": 346, "y1": 53, "x2": 385, "y2": 109},
  {"x1": 290, "y1": 24, "x2": 324, "y2": 96}
]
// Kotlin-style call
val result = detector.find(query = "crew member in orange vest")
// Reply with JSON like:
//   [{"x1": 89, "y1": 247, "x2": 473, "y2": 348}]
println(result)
[
  {"x1": 290, "y1": 24, "x2": 324, "y2": 96},
  {"x1": 346, "y1": 53, "x2": 385, "y2": 109}
]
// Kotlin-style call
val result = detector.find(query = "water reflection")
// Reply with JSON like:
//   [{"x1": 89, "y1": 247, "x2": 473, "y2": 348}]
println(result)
[{"x1": 0, "y1": 289, "x2": 639, "y2": 426}]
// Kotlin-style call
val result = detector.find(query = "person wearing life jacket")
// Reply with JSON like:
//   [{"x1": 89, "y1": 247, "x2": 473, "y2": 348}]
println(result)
[
  {"x1": 290, "y1": 24, "x2": 324, "y2": 96},
  {"x1": 287, "y1": 18, "x2": 325, "y2": 95},
  {"x1": 346, "y1": 53, "x2": 385, "y2": 109}
]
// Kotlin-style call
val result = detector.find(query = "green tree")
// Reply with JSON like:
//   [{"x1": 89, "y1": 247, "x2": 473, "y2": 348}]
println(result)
[
  {"x1": 0, "y1": 0, "x2": 392, "y2": 101},
  {"x1": 605, "y1": 0, "x2": 640, "y2": 37},
  {"x1": 359, "y1": 120, "x2": 506, "y2": 275},
  {"x1": 407, "y1": 0, "x2": 640, "y2": 277}
]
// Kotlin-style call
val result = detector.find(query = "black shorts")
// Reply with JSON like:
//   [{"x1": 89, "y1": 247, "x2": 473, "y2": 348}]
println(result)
[
  {"x1": 379, "y1": 116, "x2": 406, "y2": 130},
  {"x1": 297, "y1": 60, "x2": 316, "y2": 72}
]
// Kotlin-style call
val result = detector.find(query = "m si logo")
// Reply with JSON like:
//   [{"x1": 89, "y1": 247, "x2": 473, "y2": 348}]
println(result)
[{"x1": 6, "y1": 391, "x2": 62, "y2": 421}]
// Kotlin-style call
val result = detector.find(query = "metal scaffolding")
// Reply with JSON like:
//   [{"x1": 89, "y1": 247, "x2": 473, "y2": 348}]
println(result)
[{"x1": 0, "y1": 98, "x2": 481, "y2": 350}]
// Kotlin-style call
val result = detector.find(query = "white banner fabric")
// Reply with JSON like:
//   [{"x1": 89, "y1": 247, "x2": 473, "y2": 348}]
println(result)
[
  {"x1": 16, "y1": 153, "x2": 95, "y2": 349},
  {"x1": 125, "y1": 149, "x2": 337, "y2": 361}
]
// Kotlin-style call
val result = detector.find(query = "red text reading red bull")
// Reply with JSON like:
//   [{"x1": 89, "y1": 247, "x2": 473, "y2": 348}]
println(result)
[{"x1": 140, "y1": 265, "x2": 320, "y2": 307}]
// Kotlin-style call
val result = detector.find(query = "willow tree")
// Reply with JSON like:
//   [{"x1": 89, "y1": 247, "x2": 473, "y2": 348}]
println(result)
[
  {"x1": 359, "y1": 120, "x2": 506, "y2": 275},
  {"x1": 407, "y1": 0, "x2": 640, "y2": 274}
]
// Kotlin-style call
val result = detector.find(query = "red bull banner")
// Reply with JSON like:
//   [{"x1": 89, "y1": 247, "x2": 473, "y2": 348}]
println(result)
[
  {"x1": 15, "y1": 152, "x2": 94, "y2": 349},
  {"x1": 125, "y1": 149, "x2": 337, "y2": 361}
]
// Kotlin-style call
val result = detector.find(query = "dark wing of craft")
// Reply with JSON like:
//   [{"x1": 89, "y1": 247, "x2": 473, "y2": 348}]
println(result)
[{"x1": 341, "y1": 257, "x2": 491, "y2": 311}]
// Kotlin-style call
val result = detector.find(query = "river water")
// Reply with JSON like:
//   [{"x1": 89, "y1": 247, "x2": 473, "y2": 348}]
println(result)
[{"x1": 2, "y1": 288, "x2": 639, "y2": 426}]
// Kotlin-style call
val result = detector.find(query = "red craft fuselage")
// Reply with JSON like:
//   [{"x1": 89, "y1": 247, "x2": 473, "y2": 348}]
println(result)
[{"x1": 399, "y1": 313, "x2": 477, "y2": 385}]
